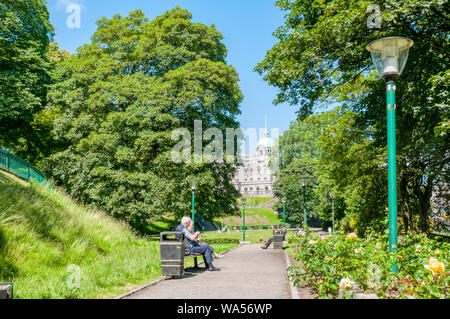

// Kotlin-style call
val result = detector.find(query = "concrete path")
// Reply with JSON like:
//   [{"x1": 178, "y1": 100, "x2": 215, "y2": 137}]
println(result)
[{"x1": 126, "y1": 244, "x2": 291, "y2": 299}]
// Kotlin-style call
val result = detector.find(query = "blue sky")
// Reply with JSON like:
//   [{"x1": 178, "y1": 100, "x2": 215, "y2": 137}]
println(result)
[{"x1": 48, "y1": 0, "x2": 299, "y2": 149}]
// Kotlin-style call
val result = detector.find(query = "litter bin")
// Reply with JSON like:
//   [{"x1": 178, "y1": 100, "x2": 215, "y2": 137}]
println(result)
[
  {"x1": 273, "y1": 230, "x2": 284, "y2": 249},
  {"x1": 160, "y1": 232, "x2": 185, "y2": 276},
  {"x1": 0, "y1": 283, "x2": 12, "y2": 299}
]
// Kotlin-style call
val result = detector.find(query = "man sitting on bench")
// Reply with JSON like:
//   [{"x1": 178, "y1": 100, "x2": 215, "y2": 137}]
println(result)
[{"x1": 175, "y1": 216, "x2": 220, "y2": 272}]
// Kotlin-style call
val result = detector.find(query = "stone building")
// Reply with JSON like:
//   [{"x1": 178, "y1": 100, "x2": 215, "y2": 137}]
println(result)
[{"x1": 232, "y1": 128, "x2": 276, "y2": 197}]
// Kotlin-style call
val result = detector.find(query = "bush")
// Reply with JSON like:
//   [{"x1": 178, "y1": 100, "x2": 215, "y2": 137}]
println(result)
[{"x1": 288, "y1": 229, "x2": 449, "y2": 299}]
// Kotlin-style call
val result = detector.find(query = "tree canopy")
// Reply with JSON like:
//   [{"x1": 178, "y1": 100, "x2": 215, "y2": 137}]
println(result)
[
  {"x1": 46, "y1": 8, "x2": 243, "y2": 231},
  {"x1": 0, "y1": 0, "x2": 55, "y2": 163},
  {"x1": 258, "y1": 0, "x2": 449, "y2": 234}
]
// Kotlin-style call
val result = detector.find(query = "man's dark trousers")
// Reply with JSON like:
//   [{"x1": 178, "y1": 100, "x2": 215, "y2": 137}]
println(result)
[{"x1": 191, "y1": 245, "x2": 213, "y2": 264}]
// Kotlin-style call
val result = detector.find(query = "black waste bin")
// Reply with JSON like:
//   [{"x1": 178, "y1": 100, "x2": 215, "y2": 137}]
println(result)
[
  {"x1": 0, "y1": 283, "x2": 12, "y2": 299},
  {"x1": 273, "y1": 230, "x2": 284, "y2": 249},
  {"x1": 160, "y1": 232, "x2": 185, "y2": 276}
]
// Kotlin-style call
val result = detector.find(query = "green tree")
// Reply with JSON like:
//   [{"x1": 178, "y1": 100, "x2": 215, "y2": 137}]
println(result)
[
  {"x1": 0, "y1": 0, "x2": 54, "y2": 164},
  {"x1": 308, "y1": 109, "x2": 388, "y2": 235},
  {"x1": 46, "y1": 8, "x2": 243, "y2": 231},
  {"x1": 272, "y1": 120, "x2": 321, "y2": 225},
  {"x1": 257, "y1": 0, "x2": 449, "y2": 234}
]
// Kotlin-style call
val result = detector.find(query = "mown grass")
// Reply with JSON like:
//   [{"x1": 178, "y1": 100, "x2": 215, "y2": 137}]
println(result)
[
  {"x1": 216, "y1": 207, "x2": 285, "y2": 226},
  {"x1": 0, "y1": 171, "x2": 162, "y2": 299},
  {"x1": 237, "y1": 196, "x2": 274, "y2": 207}
]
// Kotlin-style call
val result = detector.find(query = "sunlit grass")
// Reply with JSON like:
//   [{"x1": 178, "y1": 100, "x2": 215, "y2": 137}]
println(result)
[{"x1": 0, "y1": 171, "x2": 161, "y2": 299}]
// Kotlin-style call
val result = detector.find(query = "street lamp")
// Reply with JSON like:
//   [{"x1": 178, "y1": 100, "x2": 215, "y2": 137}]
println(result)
[
  {"x1": 300, "y1": 176, "x2": 310, "y2": 229},
  {"x1": 329, "y1": 193, "x2": 335, "y2": 233},
  {"x1": 282, "y1": 197, "x2": 287, "y2": 228},
  {"x1": 242, "y1": 197, "x2": 247, "y2": 242},
  {"x1": 367, "y1": 36, "x2": 413, "y2": 273},
  {"x1": 189, "y1": 178, "x2": 198, "y2": 231}
]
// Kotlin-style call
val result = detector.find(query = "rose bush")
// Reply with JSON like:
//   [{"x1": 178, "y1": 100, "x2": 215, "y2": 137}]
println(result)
[{"x1": 288, "y1": 229, "x2": 449, "y2": 299}]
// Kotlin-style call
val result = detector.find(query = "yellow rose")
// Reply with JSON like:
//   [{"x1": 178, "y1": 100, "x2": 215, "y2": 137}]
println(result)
[
  {"x1": 346, "y1": 233, "x2": 357, "y2": 239},
  {"x1": 424, "y1": 258, "x2": 445, "y2": 276}
]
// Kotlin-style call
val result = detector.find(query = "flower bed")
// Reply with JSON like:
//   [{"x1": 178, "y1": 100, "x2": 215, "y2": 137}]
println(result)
[{"x1": 287, "y1": 230, "x2": 449, "y2": 299}]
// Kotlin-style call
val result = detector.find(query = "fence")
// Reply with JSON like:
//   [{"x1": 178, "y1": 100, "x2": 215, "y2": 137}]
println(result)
[{"x1": 0, "y1": 148, "x2": 50, "y2": 187}]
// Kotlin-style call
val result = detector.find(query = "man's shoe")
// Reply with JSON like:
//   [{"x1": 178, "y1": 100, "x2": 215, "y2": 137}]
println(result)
[
  {"x1": 207, "y1": 264, "x2": 220, "y2": 271},
  {"x1": 261, "y1": 246, "x2": 267, "y2": 249}
]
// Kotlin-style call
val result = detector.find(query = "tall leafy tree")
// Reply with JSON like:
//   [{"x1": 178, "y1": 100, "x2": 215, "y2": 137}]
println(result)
[
  {"x1": 257, "y1": 0, "x2": 449, "y2": 234},
  {"x1": 272, "y1": 119, "x2": 321, "y2": 224},
  {"x1": 0, "y1": 0, "x2": 54, "y2": 163},
  {"x1": 46, "y1": 8, "x2": 243, "y2": 231}
]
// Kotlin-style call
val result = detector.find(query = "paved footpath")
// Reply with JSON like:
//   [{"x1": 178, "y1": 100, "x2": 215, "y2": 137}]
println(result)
[{"x1": 126, "y1": 244, "x2": 292, "y2": 299}]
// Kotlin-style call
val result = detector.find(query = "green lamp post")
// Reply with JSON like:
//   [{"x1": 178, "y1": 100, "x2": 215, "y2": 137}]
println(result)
[
  {"x1": 329, "y1": 193, "x2": 335, "y2": 234},
  {"x1": 242, "y1": 197, "x2": 247, "y2": 242},
  {"x1": 300, "y1": 176, "x2": 309, "y2": 229},
  {"x1": 367, "y1": 36, "x2": 414, "y2": 273},
  {"x1": 282, "y1": 197, "x2": 287, "y2": 227},
  {"x1": 189, "y1": 178, "x2": 198, "y2": 231}
]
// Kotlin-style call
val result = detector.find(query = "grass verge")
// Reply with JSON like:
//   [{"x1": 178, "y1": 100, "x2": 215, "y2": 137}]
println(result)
[{"x1": 0, "y1": 171, "x2": 162, "y2": 299}]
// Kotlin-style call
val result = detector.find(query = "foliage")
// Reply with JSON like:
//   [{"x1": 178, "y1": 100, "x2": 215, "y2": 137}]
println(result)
[
  {"x1": 288, "y1": 229, "x2": 450, "y2": 299},
  {"x1": 45, "y1": 8, "x2": 243, "y2": 231},
  {"x1": 308, "y1": 109, "x2": 388, "y2": 234},
  {"x1": 0, "y1": 0, "x2": 55, "y2": 164},
  {"x1": 257, "y1": 0, "x2": 450, "y2": 234},
  {"x1": 272, "y1": 120, "x2": 321, "y2": 224}
]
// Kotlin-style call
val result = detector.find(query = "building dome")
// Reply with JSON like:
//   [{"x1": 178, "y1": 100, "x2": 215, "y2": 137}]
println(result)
[{"x1": 257, "y1": 132, "x2": 274, "y2": 148}]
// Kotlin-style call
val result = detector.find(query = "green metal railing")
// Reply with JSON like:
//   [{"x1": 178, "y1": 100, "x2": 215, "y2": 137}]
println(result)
[{"x1": 0, "y1": 148, "x2": 50, "y2": 187}]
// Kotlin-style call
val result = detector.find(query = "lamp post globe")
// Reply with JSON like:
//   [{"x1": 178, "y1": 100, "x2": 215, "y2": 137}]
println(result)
[
  {"x1": 366, "y1": 37, "x2": 414, "y2": 80},
  {"x1": 366, "y1": 36, "x2": 413, "y2": 273}
]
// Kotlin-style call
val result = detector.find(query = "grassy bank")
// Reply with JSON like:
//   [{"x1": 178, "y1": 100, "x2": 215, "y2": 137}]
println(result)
[{"x1": 0, "y1": 171, "x2": 162, "y2": 299}]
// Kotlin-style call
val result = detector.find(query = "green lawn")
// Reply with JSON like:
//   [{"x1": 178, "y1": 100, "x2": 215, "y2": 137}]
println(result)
[
  {"x1": 238, "y1": 196, "x2": 274, "y2": 207},
  {"x1": 216, "y1": 207, "x2": 286, "y2": 227}
]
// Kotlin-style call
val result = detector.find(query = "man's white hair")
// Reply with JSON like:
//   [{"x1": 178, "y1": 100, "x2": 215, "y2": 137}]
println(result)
[{"x1": 181, "y1": 216, "x2": 192, "y2": 225}]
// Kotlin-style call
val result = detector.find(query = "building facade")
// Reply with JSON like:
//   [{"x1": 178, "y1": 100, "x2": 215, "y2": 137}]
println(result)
[{"x1": 232, "y1": 130, "x2": 276, "y2": 197}]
